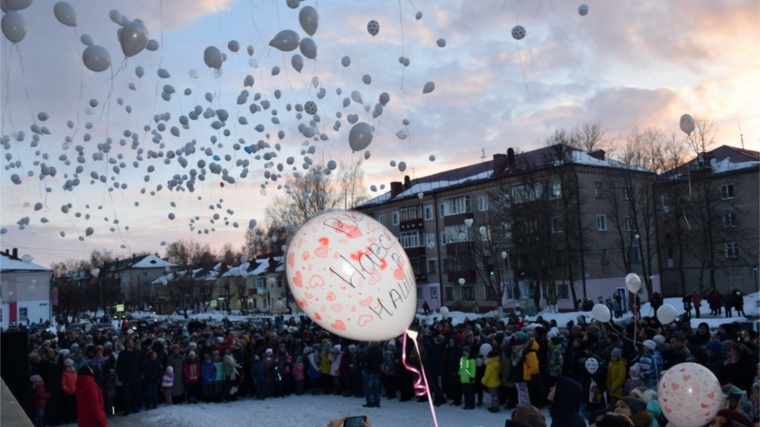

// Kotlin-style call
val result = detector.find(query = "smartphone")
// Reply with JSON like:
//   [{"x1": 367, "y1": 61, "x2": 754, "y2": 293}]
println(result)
[
  {"x1": 343, "y1": 416, "x2": 367, "y2": 427},
  {"x1": 727, "y1": 392, "x2": 742, "y2": 409}
]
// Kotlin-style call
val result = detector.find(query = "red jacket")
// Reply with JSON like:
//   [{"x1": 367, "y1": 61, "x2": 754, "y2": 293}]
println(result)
[
  {"x1": 61, "y1": 369, "x2": 77, "y2": 396},
  {"x1": 183, "y1": 359, "x2": 201, "y2": 384},
  {"x1": 76, "y1": 375, "x2": 107, "y2": 427}
]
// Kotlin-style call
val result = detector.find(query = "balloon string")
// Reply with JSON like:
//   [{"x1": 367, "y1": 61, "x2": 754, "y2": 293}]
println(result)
[{"x1": 402, "y1": 330, "x2": 440, "y2": 427}]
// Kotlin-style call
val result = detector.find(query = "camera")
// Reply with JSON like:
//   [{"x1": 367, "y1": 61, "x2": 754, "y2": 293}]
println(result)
[{"x1": 343, "y1": 415, "x2": 367, "y2": 427}]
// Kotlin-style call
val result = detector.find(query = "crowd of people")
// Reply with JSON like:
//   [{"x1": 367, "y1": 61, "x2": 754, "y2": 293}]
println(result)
[{"x1": 23, "y1": 303, "x2": 759, "y2": 427}]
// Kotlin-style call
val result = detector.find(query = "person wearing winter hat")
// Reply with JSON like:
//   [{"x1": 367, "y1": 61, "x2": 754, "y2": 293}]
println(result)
[
  {"x1": 459, "y1": 345, "x2": 476, "y2": 410},
  {"x1": 592, "y1": 413, "x2": 634, "y2": 427},
  {"x1": 30, "y1": 375, "x2": 49, "y2": 427},
  {"x1": 161, "y1": 366, "x2": 174, "y2": 406},
  {"x1": 638, "y1": 341, "x2": 663, "y2": 390},
  {"x1": 624, "y1": 363, "x2": 646, "y2": 396},
  {"x1": 76, "y1": 365, "x2": 107, "y2": 427},
  {"x1": 60, "y1": 358, "x2": 78, "y2": 423},
  {"x1": 614, "y1": 396, "x2": 652, "y2": 427},
  {"x1": 506, "y1": 404, "x2": 547, "y2": 427},
  {"x1": 548, "y1": 376, "x2": 585, "y2": 427},
  {"x1": 607, "y1": 347, "x2": 627, "y2": 406},
  {"x1": 711, "y1": 409, "x2": 753, "y2": 427},
  {"x1": 630, "y1": 387, "x2": 663, "y2": 427}
]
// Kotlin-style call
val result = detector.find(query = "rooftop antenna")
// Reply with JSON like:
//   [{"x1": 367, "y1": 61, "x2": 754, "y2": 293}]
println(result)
[
  {"x1": 738, "y1": 122, "x2": 744, "y2": 149},
  {"x1": 481, "y1": 148, "x2": 486, "y2": 162}
]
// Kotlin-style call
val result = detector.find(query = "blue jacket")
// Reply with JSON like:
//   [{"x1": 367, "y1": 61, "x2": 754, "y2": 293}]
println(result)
[{"x1": 638, "y1": 349, "x2": 663, "y2": 389}]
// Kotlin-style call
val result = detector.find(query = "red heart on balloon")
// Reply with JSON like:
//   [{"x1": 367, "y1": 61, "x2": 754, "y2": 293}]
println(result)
[
  {"x1": 664, "y1": 407, "x2": 672, "y2": 413},
  {"x1": 671, "y1": 383, "x2": 680, "y2": 390},
  {"x1": 662, "y1": 398, "x2": 668, "y2": 402},
  {"x1": 683, "y1": 375, "x2": 691, "y2": 382},
  {"x1": 293, "y1": 271, "x2": 303, "y2": 287},
  {"x1": 331, "y1": 319, "x2": 346, "y2": 331},
  {"x1": 359, "y1": 297, "x2": 373, "y2": 307},
  {"x1": 301, "y1": 251, "x2": 310, "y2": 261},
  {"x1": 315, "y1": 237, "x2": 329, "y2": 258},
  {"x1": 314, "y1": 312, "x2": 322, "y2": 320},
  {"x1": 394, "y1": 268, "x2": 404, "y2": 280},
  {"x1": 288, "y1": 252, "x2": 295, "y2": 269},
  {"x1": 330, "y1": 303, "x2": 343, "y2": 313},
  {"x1": 701, "y1": 403, "x2": 709, "y2": 409},
  {"x1": 707, "y1": 392, "x2": 714, "y2": 399},
  {"x1": 326, "y1": 292, "x2": 337, "y2": 301},
  {"x1": 357, "y1": 314, "x2": 373, "y2": 327}
]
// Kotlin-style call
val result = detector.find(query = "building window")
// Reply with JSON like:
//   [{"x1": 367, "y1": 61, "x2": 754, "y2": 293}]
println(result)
[
  {"x1": 441, "y1": 195, "x2": 471, "y2": 216},
  {"x1": 551, "y1": 216, "x2": 563, "y2": 234},
  {"x1": 597, "y1": 214, "x2": 607, "y2": 231},
  {"x1": 461, "y1": 286, "x2": 475, "y2": 301},
  {"x1": 442, "y1": 258, "x2": 451, "y2": 273},
  {"x1": 427, "y1": 259, "x2": 437, "y2": 274},
  {"x1": 410, "y1": 258, "x2": 422, "y2": 275},
  {"x1": 725, "y1": 242, "x2": 739, "y2": 258},
  {"x1": 720, "y1": 184, "x2": 734, "y2": 200},
  {"x1": 399, "y1": 231, "x2": 423, "y2": 248},
  {"x1": 444, "y1": 287, "x2": 453, "y2": 301},
  {"x1": 503, "y1": 221, "x2": 513, "y2": 239},
  {"x1": 444, "y1": 224, "x2": 471, "y2": 243},
  {"x1": 477, "y1": 195, "x2": 489, "y2": 211},
  {"x1": 722, "y1": 212, "x2": 737, "y2": 228},
  {"x1": 601, "y1": 248, "x2": 609, "y2": 265},
  {"x1": 549, "y1": 181, "x2": 562, "y2": 199},
  {"x1": 431, "y1": 287, "x2": 439, "y2": 299},
  {"x1": 594, "y1": 181, "x2": 603, "y2": 198},
  {"x1": 424, "y1": 205, "x2": 433, "y2": 221},
  {"x1": 377, "y1": 214, "x2": 386, "y2": 226},
  {"x1": 277, "y1": 277, "x2": 283, "y2": 288},
  {"x1": 660, "y1": 194, "x2": 670, "y2": 213},
  {"x1": 628, "y1": 246, "x2": 641, "y2": 264},
  {"x1": 391, "y1": 211, "x2": 399, "y2": 226},
  {"x1": 399, "y1": 204, "x2": 423, "y2": 222},
  {"x1": 426, "y1": 233, "x2": 436, "y2": 248},
  {"x1": 623, "y1": 185, "x2": 635, "y2": 200},
  {"x1": 440, "y1": 231, "x2": 449, "y2": 245},
  {"x1": 512, "y1": 183, "x2": 543, "y2": 204},
  {"x1": 19, "y1": 307, "x2": 28, "y2": 322},
  {"x1": 625, "y1": 216, "x2": 634, "y2": 231},
  {"x1": 143, "y1": 271, "x2": 148, "y2": 276},
  {"x1": 439, "y1": 203, "x2": 445, "y2": 218}
]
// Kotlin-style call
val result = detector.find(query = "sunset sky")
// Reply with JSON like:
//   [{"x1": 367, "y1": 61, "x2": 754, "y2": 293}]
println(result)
[{"x1": 1, "y1": 0, "x2": 758, "y2": 268}]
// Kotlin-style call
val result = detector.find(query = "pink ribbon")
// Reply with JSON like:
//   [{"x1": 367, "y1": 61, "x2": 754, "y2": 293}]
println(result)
[{"x1": 402, "y1": 330, "x2": 440, "y2": 427}]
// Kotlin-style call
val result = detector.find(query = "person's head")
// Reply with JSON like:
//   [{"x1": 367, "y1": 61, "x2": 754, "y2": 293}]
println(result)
[
  {"x1": 705, "y1": 340, "x2": 723, "y2": 357},
  {"x1": 592, "y1": 413, "x2": 634, "y2": 427},
  {"x1": 670, "y1": 333, "x2": 687, "y2": 350},
  {"x1": 149, "y1": 350, "x2": 157, "y2": 360},
  {"x1": 462, "y1": 345, "x2": 471, "y2": 356},
  {"x1": 611, "y1": 348, "x2": 622, "y2": 361},
  {"x1": 510, "y1": 404, "x2": 546, "y2": 427},
  {"x1": 125, "y1": 339, "x2": 134, "y2": 349},
  {"x1": 188, "y1": 351, "x2": 196, "y2": 359},
  {"x1": 642, "y1": 340, "x2": 656, "y2": 353},
  {"x1": 629, "y1": 363, "x2": 641, "y2": 378},
  {"x1": 615, "y1": 397, "x2": 652, "y2": 427}
]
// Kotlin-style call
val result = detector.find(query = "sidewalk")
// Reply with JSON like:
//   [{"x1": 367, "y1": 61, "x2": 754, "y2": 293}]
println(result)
[{"x1": 1, "y1": 377, "x2": 33, "y2": 427}]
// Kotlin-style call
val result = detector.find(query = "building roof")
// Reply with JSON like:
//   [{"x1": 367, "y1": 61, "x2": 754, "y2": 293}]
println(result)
[
  {"x1": 657, "y1": 145, "x2": 760, "y2": 183},
  {"x1": 0, "y1": 253, "x2": 52, "y2": 272},
  {"x1": 107, "y1": 254, "x2": 177, "y2": 271},
  {"x1": 359, "y1": 144, "x2": 651, "y2": 207}
]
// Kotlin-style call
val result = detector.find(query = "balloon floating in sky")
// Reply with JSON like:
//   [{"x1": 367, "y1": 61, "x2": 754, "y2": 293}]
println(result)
[
  {"x1": 298, "y1": 5, "x2": 319, "y2": 36},
  {"x1": 285, "y1": 210, "x2": 417, "y2": 341},
  {"x1": 422, "y1": 82, "x2": 435, "y2": 94},
  {"x1": 349, "y1": 122, "x2": 373, "y2": 152},
  {"x1": 679, "y1": 114, "x2": 695, "y2": 135},
  {"x1": 204, "y1": 46, "x2": 223, "y2": 69},
  {"x1": 1, "y1": 11, "x2": 27, "y2": 43},
  {"x1": 367, "y1": 20, "x2": 380, "y2": 36},
  {"x1": 269, "y1": 29, "x2": 300, "y2": 52},
  {"x1": 82, "y1": 45, "x2": 111, "y2": 72},
  {"x1": 511, "y1": 25, "x2": 526, "y2": 40},
  {"x1": 578, "y1": 4, "x2": 589, "y2": 16},
  {"x1": 120, "y1": 19, "x2": 149, "y2": 57},
  {"x1": 53, "y1": 2, "x2": 77, "y2": 27}
]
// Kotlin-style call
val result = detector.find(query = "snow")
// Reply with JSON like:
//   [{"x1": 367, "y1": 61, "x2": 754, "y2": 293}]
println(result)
[
  {"x1": 0, "y1": 255, "x2": 52, "y2": 271},
  {"x1": 130, "y1": 255, "x2": 177, "y2": 269},
  {"x1": 570, "y1": 151, "x2": 651, "y2": 172},
  {"x1": 362, "y1": 170, "x2": 493, "y2": 207},
  {"x1": 709, "y1": 157, "x2": 759, "y2": 173}
]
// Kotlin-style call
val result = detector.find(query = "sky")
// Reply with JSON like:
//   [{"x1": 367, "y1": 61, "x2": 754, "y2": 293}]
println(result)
[{"x1": 1, "y1": 0, "x2": 758, "y2": 269}]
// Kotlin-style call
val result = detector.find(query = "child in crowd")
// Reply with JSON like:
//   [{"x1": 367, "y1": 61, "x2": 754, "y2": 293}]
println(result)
[
  {"x1": 60, "y1": 358, "x2": 78, "y2": 423},
  {"x1": 606, "y1": 348, "x2": 627, "y2": 407},
  {"x1": 624, "y1": 363, "x2": 646, "y2": 396},
  {"x1": 459, "y1": 345, "x2": 476, "y2": 410},
  {"x1": 161, "y1": 366, "x2": 174, "y2": 406},
  {"x1": 30, "y1": 375, "x2": 49, "y2": 427},
  {"x1": 201, "y1": 354, "x2": 216, "y2": 402},
  {"x1": 293, "y1": 355, "x2": 305, "y2": 396}
]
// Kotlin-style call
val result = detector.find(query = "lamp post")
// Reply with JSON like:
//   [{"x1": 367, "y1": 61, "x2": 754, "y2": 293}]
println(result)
[{"x1": 501, "y1": 251, "x2": 514, "y2": 314}]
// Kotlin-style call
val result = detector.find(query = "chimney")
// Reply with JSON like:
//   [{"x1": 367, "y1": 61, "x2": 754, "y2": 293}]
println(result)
[
  {"x1": 390, "y1": 181, "x2": 403, "y2": 198},
  {"x1": 12, "y1": 248, "x2": 18, "y2": 259},
  {"x1": 588, "y1": 149, "x2": 605, "y2": 161},
  {"x1": 493, "y1": 153, "x2": 507, "y2": 175},
  {"x1": 507, "y1": 148, "x2": 516, "y2": 168},
  {"x1": 403, "y1": 175, "x2": 411, "y2": 190}
]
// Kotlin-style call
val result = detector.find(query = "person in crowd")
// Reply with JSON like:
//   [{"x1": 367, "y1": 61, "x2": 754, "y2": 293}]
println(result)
[
  {"x1": 624, "y1": 363, "x2": 645, "y2": 396},
  {"x1": 614, "y1": 396, "x2": 653, "y2": 427},
  {"x1": 30, "y1": 374, "x2": 49, "y2": 427},
  {"x1": 667, "y1": 333, "x2": 695, "y2": 368},
  {"x1": 606, "y1": 348, "x2": 627, "y2": 407},
  {"x1": 547, "y1": 376, "x2": 585, "y2": 427},
  {"x1": 160, "y1": 365, "x2": 174, "y2": 406},
  {"x1": 682, "y1": 294, "x2": 693, "y2": 318},
  {"x1": 201, "y1": 354, "x2": 216, "y2": 402},
  {"x1": 293, "y1": 355, "x2": 305, "y2": 396},
  {"x1": 507, "y1": 404, "x2": 547, "y2": 427},
  {"x1": 638, "y1": 341, "x2": 663, "y2": 391},
  {"x1": 459, "y1": 345, "x2": 476, "y2": 410},
  {"x1": 166, "y1": 345, "x2": 185, "y2": 404},
  {"x1": 733, "y1": 289, "x2": 745, "y2": 318},
  {"x1": 710, "y1": 409, "x2": 753, "y2": 427},
  {"x1": 142, "y1": 350, "x2": 162, "y2": 409},
  {"x1": 691, "y1": 291, "x2": 702, "y2": 318},
  {"x1": 723, "y1": 291, "x2": 734, "y2": 318},
  {"x1": 362, "y1": 341, "x2": 383, "y2": 408},
  {"x1": 61, "y1": 357, "x2": 78, "y2": 423},
  {"x1": 116, "y1": 338, "x2": 142, "y2": 415},
  {"x1": 222, "y1": 346, "x2": 242, "y2": 401},
  {"x1": 381, "y1": 340, "x2": 397, "y2": 400},
  {"x1": 482, "y1": 347, "x2": 501, "y2": 413},
  {"x1": 722, "y1": 343, "x2": 755, "y2": 393},
  {"x1": 709, "y1": 288, "x2": 723, "y2": 316},
  {"x1": 704, "y1": 340, "x2": 726, "y2": 380},
  {"x1": 76, "y1": 365, "x2": 107, "y2": 427},
  {"x1": 630, "y1": 387, "x2": 663, "y2": 427},
  {"x1": 422, "y1": 332, "x2": 446, "y2": 406}
]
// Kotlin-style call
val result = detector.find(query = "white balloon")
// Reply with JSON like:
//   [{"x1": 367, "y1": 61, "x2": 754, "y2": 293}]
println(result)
[
  {"x1": 341, "y1": 56, "x2": 351, "y2": 67},
  {"x1": 227, "y1": 39, "x2": 239, "y2": 52},
  {"x1": 53, "y1": 2, "x2": 77, "y2": 27},
  {"x1": 1, "y1": 11, "x2": 26, "y2": 43},
  {"x1": 362, "y1": 74, "x2": 372, "y2": 85},
  {"x1": 291, "y1": 54, "x2": 303, "y2": 72},
  {"x1": 120, "y1": 19, "x2": 149, "y2": 57},
  {"x1": 299, "y1": 37, "x2": 317, "y2": 60},
  {"x1": 275, "y1": 300, "x2": 284, "y2": 309},
  {"x1": 679, "y1": 114, "x2": 695, "y2": 135},
  {"x1": 5, "y1": 0, "x2": 32, "y2": 10},
  {"x1": 479, "y1": 343, "x2": 492, "y2": 357},
  {"x1": 146, "y1": 39, "x2": 158, "y2": 51},
  {"x1": 512, "y1": 25, "x2": 526, "y2": 40},
  {"x1": 440, "y1": 306, "x2": 449, "y2": 317},
  {"x1": 458, "y1": 278, "x2": 465, "y2": 285},
  {"x1": 584, "y1": 357, "x2": 599, "y2": 374},
  {"x1": 348, "y1": 122, "x2": 373, "y2": 152},
  {"x1": 436, "y1": 38, "x2": 446, "y2": 47},
  {"x1": 429, "y1": 155, "x2": 436, "y2": 161},
  {"x1": 396, "y1": 130, "x2": 408, "y2": 140},
  {"x1": 269, "y1": 29, "x2": 300, "y2": 52},
  {"x1": 367, "y1": 20, "x2": 380, "y2": 36},
  {"x1": 422, "y1": 81, "x2": 435, "y2": 94},
  {"x1": 82, "y1": 45, "x2": 111, "y2": 72},
  {"x1": 80, "y1": 33, "x2": 93, "y2": 46},
  {"x1": 415, "y1": 11, "x2": 422, "y2": 20},
  {"x1": 108, "y1": 9, "x2": 121, "y2": 25},
  {"x1": 298, "y1": 5, "x2": 319, "y2": 36},
  {"x1": 578, "y1": 4, "x2": 589, "y2": 16},
  {"x1": 592, "y1": 303, "x2": 611, "y2": 323},
  {"x1": 656, "y1": 304, "x2": 677, "y2": 325},
  {"x1": 90, "y1": 267, "x2": 100, "y2": 277},
  {"x1": 625, "y1": 272, "x2": 642, "y2": 293},
  {"x1": 350, "y1": 91, "x2": 363, "y2": 104},
  {"x1": 204, "y1": 46, "x2": 223, "y2": 69}
]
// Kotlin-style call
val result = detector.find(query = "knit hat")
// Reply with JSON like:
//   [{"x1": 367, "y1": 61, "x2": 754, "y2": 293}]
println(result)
[
  {"x1": 166, "y1": 366, "x2": 173, "y2": 373},
  {"x1": 463, "y1": 330, "x2": 474, "y2": 339},
  {"x1": 631, "y1": 387, "x2": 657, "y2": 403},
  {"x1": 594, "y1": 414, "x2": 634, "y2": 427},
  {"x1": 333, "y1": 344, "x2": 341, "y2": 352},
  {"x1": 547, "y1": 327, "x2": 560, "y2": 338},
  {"x1": 643, "y1": 340, "x2": 656, "y2": 351},
  {"x1": 629, "y1": 363, "x2": 641, "y2": 375},
  {"x1": 705, "y1": 340, "x2": 723, "y2": 355},
  {"x1": 59, "y1": 348, "x2": 70, "y2": 357},
  {"x1": 619, "y1": 397, "x2": 647, "y2": 415},
  {"x1": 462, "y1": 345, "x2": 471, "y2": 353},
  {"x1": 515, "y1": 332, "x2": 528, "y2": 344},
  {"x1": 611, "y1": 348, "x2": 623, "y2": 359},
  {"x1": 265, "y1": 348, "x2": 273, "y2": 354},
  {"x1": 30, "y1": 375, "x2": 43, "y2": 385},
  {"x1": 653, "y1": 335, "x2": 666, "y2": 345},
  {"x1": 64, "y1": 358, "x2": 74, "y2": 367},
  {"x1": 348, "y1": 344, "x2": 357, "y2": 351}
]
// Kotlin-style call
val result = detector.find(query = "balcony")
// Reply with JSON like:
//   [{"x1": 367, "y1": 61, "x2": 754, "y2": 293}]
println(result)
[
  {"x1": 447, "y1": 270, "x2": 477, "y2": 283},
  {"x1": 443, "y1": 212, "x2": 474, "y2": 227},
  {"x1": 400, "y1": 218, "x2": 424, "y2": 231}
]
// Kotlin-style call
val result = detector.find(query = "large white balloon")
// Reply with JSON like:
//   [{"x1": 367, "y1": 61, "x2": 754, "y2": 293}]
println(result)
[
  {"x1": 584, "y1": 357, "x2": 599, "y2": 374},
  {"x1": 658, "y1": 363, "x2": 723, "y2": 427},
  {"x1": 592, "y1": 303, "x2": 611, "y2": 323},
  {"x1": 1, "y1": 11, "x2": 26, "y2": 43},
  {"x1": 679, "y1": 114, "x2": 695, "y2": 136},
  {"x1": 286, "y1": 210, "x2": 416, "y2": 341},
  {"x1": 439, "y1": 306, "x2": 449, "y2": 317},
  {"x1": 625, "y1": 272, "x2": 642, "y2": 293},
  {"x1": 479, "y1": 343, "x2": 493, "y2": 357},
  {"x1": 203, "y1": 46, "x2": 223, "y2": 69},
  {"x1": 120, "y1": 19, "x2": 149, "y2": 57},
  {"x1": 53, "y1": 2, "x2": 77, "y2": 27},
  {"x1": 5, "y1": 0, "x2": 32, "y2": 10},
  {"x1": 656, "y1": 304, "x2": 677, "y2": 325},
  {"x1": 348, "y1": 122, "x2": 373, "y2": 152},
  {"x1": 269, "y1": 29, "x2": 300, "y2": 52},
  {"x1": 82, "y1": 45, "x2": 111, "y2": 72},
  {"x1": 298, "y1": 5, "x2": 319, "y2": 36}
]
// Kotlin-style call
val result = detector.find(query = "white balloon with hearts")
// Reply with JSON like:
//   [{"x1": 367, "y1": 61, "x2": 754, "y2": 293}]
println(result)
[
  {"x1": 658, "y1": 363, "x2": 724, "y2": 427},
  {"x1": 285, "y1": 210, "x2": 417, "y2": 341}
]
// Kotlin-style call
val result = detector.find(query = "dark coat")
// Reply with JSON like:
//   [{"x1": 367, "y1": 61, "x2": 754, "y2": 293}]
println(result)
[
  {"x1": 549, "y1": 376, "x2": 586, "y2": 427},
  {"x1": 76, "y1": 371, "x2": 107, "y2": 427},
  {"x1": 116, "y1": 348, "x2": 142, "y2": 384}
]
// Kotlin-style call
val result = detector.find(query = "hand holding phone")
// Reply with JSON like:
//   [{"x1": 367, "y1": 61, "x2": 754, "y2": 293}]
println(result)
[
  {"x1": 726, "y1": 392, "x2": 742, "y2": 410},
  {"x1": 343, "y1": 415, "x2": 368, "y2": 427}
]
